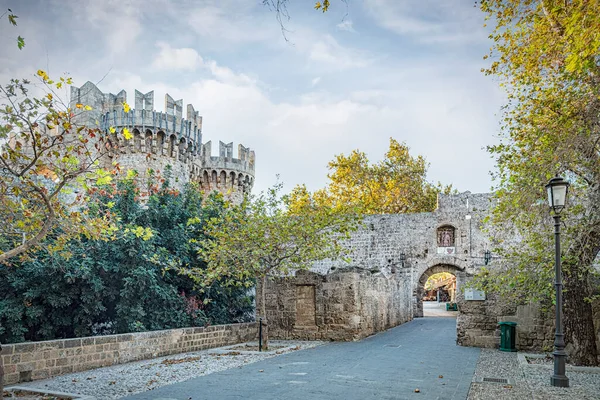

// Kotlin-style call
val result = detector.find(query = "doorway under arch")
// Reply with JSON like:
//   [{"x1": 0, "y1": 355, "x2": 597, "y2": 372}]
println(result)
[{"x1": 415, "y1": 263, "x2": 464, "y2": 318}]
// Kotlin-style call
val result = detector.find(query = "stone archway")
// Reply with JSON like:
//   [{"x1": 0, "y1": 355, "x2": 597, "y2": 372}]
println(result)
[{"x1": 415, "y1": 263, "x2": 465, "y2": 318}]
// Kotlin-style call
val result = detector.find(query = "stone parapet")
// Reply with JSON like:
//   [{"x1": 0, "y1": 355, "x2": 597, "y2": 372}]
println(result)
[
  {"x1": 1, "y1": 322, "x2": 257, "y2": 386},
  {"x1": 262, "y1": 269, "x2": 412, "y2": 342}
]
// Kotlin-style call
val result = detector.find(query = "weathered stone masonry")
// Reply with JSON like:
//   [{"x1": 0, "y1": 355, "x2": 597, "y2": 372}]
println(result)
[
  {"x1": 266, "y1": 191, "x2": 600, "y2": 352},
  {"x1": 70, "y1": 82, "x2": 255, "y2": 203},
  {"x1": 263, "y1": 269, "x2": 412, "y2": 341},
  {"x1": 1, "y1": 322, "x2": 257, "y2": 386}
]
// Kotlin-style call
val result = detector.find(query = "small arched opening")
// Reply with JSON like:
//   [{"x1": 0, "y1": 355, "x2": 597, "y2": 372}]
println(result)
[
  {"x1": 179, "y1": 137, "x2": 187, "y2": 161},
  {"x1": 132, "y1": 129, "x2": 141, "y2": 152},
  {"x1": 437, "y1": 225, "x2": 456, "y2": 255},
  {"x1": 211, "y1": 170, "x2": 218, "y2": 188},
  {"x1": 202, "y1": 170, "x2": 209, "y2": 190},
  {"x1": 416, "y1": 264, "x2": 463, "y2": 319},
  {"x1": 219, "y1": 170, "x2": 227, "y2": 188},
  {"x1": 168, "y1": 134, "x2": 177, "y2": 158},
  {"x1": 156, "y1": 131, "x2": 165, "y2": 155},
  {"x1": 144, "y1": 130, "x2": 153, "y2": 153}
]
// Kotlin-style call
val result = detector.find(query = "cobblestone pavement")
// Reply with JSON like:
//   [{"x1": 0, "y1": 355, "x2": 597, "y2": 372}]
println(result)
[
  {"x1": 467, "y1": 349, "x2": 600, "y2": 400},
  {"x1": 125, "y1": 317, "x2": 479, "y2": 400}
]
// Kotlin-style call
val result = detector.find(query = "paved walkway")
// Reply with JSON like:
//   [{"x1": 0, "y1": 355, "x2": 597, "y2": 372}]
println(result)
[
  {"x1": 125, "y1": 317, "x2": 480, "y2": 400},
  {"x1": 423, "y1": 301, "x2": 459, "y2": 317}
]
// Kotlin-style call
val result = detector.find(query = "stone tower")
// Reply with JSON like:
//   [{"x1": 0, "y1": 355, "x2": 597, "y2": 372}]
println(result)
[{"x1": 70, "y1": 82, "x2": 255, "y2": 203}]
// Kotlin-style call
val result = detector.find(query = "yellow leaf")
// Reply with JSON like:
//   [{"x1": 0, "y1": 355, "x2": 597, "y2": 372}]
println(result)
[
  {"x1": 109, "y1": 127, "x2": 116, "y2": 134},
  {"x1": 123, "y1": 128, "x2": 132, "y2": 140},
  {"x1": 123, "y1": 102, "x2": 131, "y2": 113},
  {"x1": 76, "y1": 103, "x2": 83, "y2": 109},
  {"x1": 84, "y1": 105, "x2": 92, "y2": 111},
  {"x1": 46, "y1": 93, "x2": 53, "y2": 100}
]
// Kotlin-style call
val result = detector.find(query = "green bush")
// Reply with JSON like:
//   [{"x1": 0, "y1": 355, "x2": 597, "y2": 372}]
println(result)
[{"x1": 0, "y1": 174, "x2": 254, "y2": 344}]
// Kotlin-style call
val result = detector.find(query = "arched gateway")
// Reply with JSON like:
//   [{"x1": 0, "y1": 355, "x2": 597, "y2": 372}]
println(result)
[
  {"x1": 262, "y1": 192, "x2": 502, "y2": 345},
  {"x1": 414, "y1": 263, "x2": 466, "y2": 318}
]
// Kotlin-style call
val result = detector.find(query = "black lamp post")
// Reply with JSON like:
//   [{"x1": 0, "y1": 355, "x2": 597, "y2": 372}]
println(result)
[
  {"x1": 484, "y1": 250, "x2": 491, "y2": 266},
  {"x1": 400, "y1": 253, "x2": 406, "y2": 268},
  {"x1": 545, "y1": 176, "x2": 570, "y2": 388}
]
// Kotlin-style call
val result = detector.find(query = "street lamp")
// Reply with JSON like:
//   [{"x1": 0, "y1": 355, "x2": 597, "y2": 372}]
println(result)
[{"x1": 545, "y1": 176, "x2": 570, "y2": 388}]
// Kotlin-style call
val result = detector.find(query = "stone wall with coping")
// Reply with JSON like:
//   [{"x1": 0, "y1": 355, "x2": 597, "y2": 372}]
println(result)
[
  {"x1": 262, "y1": 269, "x2": 412, "y2": 341},
  {"x1": 1, "y1": 322, "x2": 257, "y2": 386},
  {"x1": 457, "y1": 294, "x2": 555, "y2": 351}
]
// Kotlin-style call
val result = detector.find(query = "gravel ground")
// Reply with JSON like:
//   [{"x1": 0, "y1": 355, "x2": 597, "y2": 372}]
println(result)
[
  {"x1": 15, "y1": 340, "x2": 324, "y2": 399},
  {"x1": 467, "y1": 349, "x2": 600, "y2": 400},
  {"x1": 468, "y1": 349, "x2": 532, "y2": 400},
  {"x1": 524, "y1": 364, "x2": 600, "y2": 400}
]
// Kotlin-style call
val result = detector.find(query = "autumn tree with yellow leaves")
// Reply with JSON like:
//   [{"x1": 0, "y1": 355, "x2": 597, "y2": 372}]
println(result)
[
  {"x1": 0, "y1": 73, "x2": 119, "y2": 264},
  {"x1": 473, "y1": 0, "x2": 600, "y2": 366},
  {"x1": 289, "y1": 138, "x2": 454, "y2": 215}
]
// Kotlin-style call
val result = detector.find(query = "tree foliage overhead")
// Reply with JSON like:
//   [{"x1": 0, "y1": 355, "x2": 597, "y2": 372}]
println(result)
[
  {"x1": 289, "y1": 138, "x2": 454, "y2": 215},
  {"x1": 474, "y1": 0, "x2": 600, "y2": 365}
]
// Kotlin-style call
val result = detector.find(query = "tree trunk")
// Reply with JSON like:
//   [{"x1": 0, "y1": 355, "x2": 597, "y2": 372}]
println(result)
[
  {"x1": 563, "y1": 268, "x2": 599, "y2": 366},
  {"x1": 260, "y1": 276, "x2": 269, "y2": 350},
  {"x1": 0, "y1": 343, "x2": 4, "y2": 394}
]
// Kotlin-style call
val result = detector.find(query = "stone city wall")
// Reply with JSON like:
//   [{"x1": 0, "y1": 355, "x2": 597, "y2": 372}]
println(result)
[
  {"x1": 457, "y1": 293, "x2": 555, "y2": 351},
  {"x1": 263, "y1": 269, "x2": 412, "y2": 342},
  {"x1": 1, "y1": 322, "x2": 257, "y2": 386}
]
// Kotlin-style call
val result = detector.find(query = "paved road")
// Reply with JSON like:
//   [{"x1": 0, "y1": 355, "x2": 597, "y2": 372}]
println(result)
[
  {"x1": 125, "y1": 317, "x2": 480, "y2": 400},
  {"x1": 423, "y1": 301, "x2": 459, "y2": 318}
]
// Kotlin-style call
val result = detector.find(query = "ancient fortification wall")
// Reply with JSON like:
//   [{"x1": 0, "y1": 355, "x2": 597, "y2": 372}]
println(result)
[
  {"x1": 263, "y1": 269, "x2": 412, "y2": 341},
  {"x1": 70, "y1": 82, "x2": 255, "y2": 203},
  {"x1": 266, "y1": 191, "x2": 600, "y2": 352}
]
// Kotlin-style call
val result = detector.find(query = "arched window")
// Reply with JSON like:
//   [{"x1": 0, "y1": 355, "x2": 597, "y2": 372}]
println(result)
[
  {"x1": 202, "y1": 170, "x2": 209, "y2": 189},
  {"x1": 437, "y1": 225, "x2": 455, "y2": 247},
  {"x1": 133, "y1": 129, "x2": 141, "y2": 152},
  {"x1": 145, "y1": 130, "x2": 153, "y2": 153},
  {"x1": 169, "y1": 134, "x2": 176, "y2": 158},
  {"x1": 156, "y1": 131, "x2": 165, "y2": 155}
]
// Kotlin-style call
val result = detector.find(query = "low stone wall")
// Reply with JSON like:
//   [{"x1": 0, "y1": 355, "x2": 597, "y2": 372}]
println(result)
[
  {"x1": 1, "y1": 322, "x2": 257, "y2": 386},
  {"x1": 263, "y1": 269, "x2": 412, "y2": 341},
  {"x1": 457, "y1": 292, "x2": 554, "y2": 351}
]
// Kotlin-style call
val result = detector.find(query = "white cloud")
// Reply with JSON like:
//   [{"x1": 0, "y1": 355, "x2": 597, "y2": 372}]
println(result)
[
  {"x1": 205, "y1": 60, "x2": 256, "y2": 86},
  {"x1": 70, "y1": 0, "x2": 145, "y2": 55},
  {"x1": 309, "y1": 35, "x2": 373, "y2": 69},
  {"x1": 336, "y1": 20, "x2": 355, "y2": 32},
  {"x1": 152, "y1": 42, "x2": 204, "y2": 71},
  {"x1": 311, "y1": 77, "x2": 321, "y2": 87},
  {"x1": 186, "y1": 3, "x2": 276, "y2": 46},
  {"x1": 364, "y1": 0, "x2": 487, "y2": 44}
]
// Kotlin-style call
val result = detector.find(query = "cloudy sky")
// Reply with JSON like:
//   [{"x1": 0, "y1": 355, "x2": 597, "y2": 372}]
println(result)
[{"x1": 0, "y1": 0, "x2": 505, "y2": 195}]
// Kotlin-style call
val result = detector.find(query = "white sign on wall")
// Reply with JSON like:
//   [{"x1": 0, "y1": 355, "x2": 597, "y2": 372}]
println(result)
[{"x1": 464, "y1": 288, "x2": 486, "y2": 301}]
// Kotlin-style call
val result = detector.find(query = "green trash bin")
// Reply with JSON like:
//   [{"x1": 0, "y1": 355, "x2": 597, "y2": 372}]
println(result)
[{"x1": 499, "y1": 321, "x2": 517, "y2": 352}]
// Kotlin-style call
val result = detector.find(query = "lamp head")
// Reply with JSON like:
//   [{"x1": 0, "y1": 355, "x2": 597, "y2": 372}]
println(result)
[{"x1": 545, "y1": 176, "x2": 569, "y2": 214}]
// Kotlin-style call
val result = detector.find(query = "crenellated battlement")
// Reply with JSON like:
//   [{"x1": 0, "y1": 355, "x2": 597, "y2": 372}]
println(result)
[{"x1": 69, "y1": 81, "x2": 255, "y2": 203}]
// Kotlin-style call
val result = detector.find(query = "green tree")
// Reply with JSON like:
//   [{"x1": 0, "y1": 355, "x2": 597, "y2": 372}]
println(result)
[
  {"x1": 289, "y1": 138, "x2": 454, "y2": 215},
  {"x1": 474, "y1": 0, "x2": 600, "y2": 365},
  {"x1": 0, "y1": 175, "x2": 254, "y2": 345},
  {"x1": 185, "y1": 181, "x2": 360, "y2": 349},
  {"x1": 0, "y1": 73, "x2": 115, "y2": 264}
]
